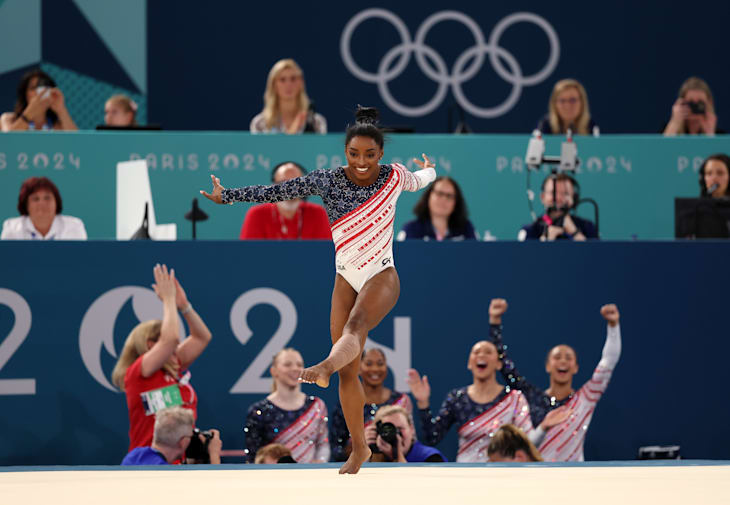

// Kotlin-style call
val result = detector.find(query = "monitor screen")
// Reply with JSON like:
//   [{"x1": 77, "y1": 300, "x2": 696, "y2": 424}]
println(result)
[{"x1": 675, "y1": 198, "x2": 730, "y2": 239}]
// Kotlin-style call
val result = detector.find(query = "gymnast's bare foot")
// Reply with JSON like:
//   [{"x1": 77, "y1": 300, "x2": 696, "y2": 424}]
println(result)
[
  {"x1": 339, "y1": 443, "x2": 371, "y2": 474},
  {"x1": 299, "y1": 362, "x2": 334, "y2": 388}
]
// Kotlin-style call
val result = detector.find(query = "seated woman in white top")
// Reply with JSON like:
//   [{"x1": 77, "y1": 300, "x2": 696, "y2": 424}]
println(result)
[
  {"x1": 1, "y1": 176, "x2": 87, "y2": 240},
  {"x1": 249, "y1": 59, "x2": 326, "y2": 134}
]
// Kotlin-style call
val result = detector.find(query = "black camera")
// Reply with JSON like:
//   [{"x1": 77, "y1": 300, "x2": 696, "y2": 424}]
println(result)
[
  {"x1": 185, "y1": 427, "x2": 213, "y2": 463},
  {"x1": 686, "y1": 100, "x2": 706, "y2": 115}
]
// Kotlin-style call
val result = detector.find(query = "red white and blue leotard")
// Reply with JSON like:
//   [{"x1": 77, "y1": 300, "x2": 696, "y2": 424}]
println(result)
[{"x1": 222, "y1": 163, "x2": 436, "y2": 291}]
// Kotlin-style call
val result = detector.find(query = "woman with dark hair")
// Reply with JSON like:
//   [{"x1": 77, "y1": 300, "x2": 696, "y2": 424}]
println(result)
[
  {"x1": 0, "y1": 69, "x2": 77, "y2": 131},
  {"x1": 329, "y1": 347, "x2": 413, "y2": 461},
  {"x1": 397, "y1": 176, "x2": 477, "y2": 241},
  {"x1": 699, "y1": 154, "x2": 730, "y2": 198},
  {"x1": 201, "y1": 106, "x2": 436, "y2": 473},
  {"x1": 1, "y1": 176, "x2": 86, "y2": 240}
]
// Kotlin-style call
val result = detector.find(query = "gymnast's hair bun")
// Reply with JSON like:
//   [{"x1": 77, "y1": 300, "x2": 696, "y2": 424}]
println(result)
[{"x1": 355, "y1": 105, "x2": 379, "y2": 125}]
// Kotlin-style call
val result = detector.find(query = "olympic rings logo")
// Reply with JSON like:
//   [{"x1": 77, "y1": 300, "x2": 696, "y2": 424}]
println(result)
[{"x1": 340, "y1": 9, "x2": 560, "y2": 118}]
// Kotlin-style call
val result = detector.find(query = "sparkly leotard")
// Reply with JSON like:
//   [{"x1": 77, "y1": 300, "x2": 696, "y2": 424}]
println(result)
[
  {"x1": 222, "y1": 163, "x2": 436, "y2": 292},
  {"x1": 418, "y1": 387, "x2": 533, "y2": 462},
  {"x1": 329, "y1": 391, "x2": 412, "y2": 462},
  {"x1": 493, "y1": 323, "x2": 622, "y2": 461},
  {"x1": 243, "y1": 396, "x2": 329, "y2": 463}
]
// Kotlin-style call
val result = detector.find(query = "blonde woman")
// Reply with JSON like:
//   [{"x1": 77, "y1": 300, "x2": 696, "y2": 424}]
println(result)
[
  {"x1": 104, "y1": 94, "x2": 137, "y2": 127},
  {"x1": 111, "y1": 264, "x2": 212, "y2": 451},
  {"x1": 249, "y1": 58, "x2": 327, "y2": 134},
  {"x1": 487, "y1": 424, "x2": 543, "y2": 462},
  {"x1": 663, "y1": 77, "x2": 723, "y2": 136},
  {"x1": 244, "y1": 348, "x2": 329, "y2": 463},
  {"x1": 537, "y1": 79, "x2": 597, "y2": 135}
]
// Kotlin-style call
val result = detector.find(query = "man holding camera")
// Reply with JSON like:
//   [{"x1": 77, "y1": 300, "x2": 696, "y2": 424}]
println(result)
[
  {"x1": 369, "y1": 405, "x2": 445, "y2": 463},
  {"x1": 121, "y1": 406, "x2": 222, "y2": 465},
  {"x1": 518, "y1": 173, "x2": 597, "y2": 241}
]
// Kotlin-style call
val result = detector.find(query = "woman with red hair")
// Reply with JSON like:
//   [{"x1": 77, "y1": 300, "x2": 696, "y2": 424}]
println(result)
[{"x1": 1, "y1": 176, "x2": 86, "y2": 240}]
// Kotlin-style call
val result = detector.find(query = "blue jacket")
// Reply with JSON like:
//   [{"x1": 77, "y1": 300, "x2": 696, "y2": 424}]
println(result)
[
  {"x1": 121, "y1": 446, "x2": 168, "y2": 465},
  {"x1": 406, "y1": 440, "x2": 446, "y2": 462},
  {"x1": 399, "y1": 219, "x2": 478, "y2": 241}
]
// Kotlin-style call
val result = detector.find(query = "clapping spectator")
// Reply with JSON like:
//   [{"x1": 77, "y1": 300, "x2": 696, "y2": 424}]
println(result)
[
  {"x1": 397, "y1": 176, "x2": 478, "y2": 241},
  {"x1": 663, "y1": 77, "x2": 723, "y2": 136},
  {"x1": 330, "y1": 348, "x2": 412, "y2": 462},
  {"x1": 699, "y1": 154, "x2": 730, "y2": 198},
  {"x1": 239, "y1": 161, "x2": 331, "y2": 240},
  {"x1": 244, "y1": 348, "x2": 329, "y2": 463},
  {"x1": 250, "y1": 59, "x2": 326, "y2": 134},
  {"x1": 104, "y1": 94, "x2": 137, "y2": 127},
  {"x1": 1, "y1": 177, "x2": 87, "y2": 240},
  {"x1": 537, "y1": 79, "x2": 597, "y2": 135},
  {"x1": 0, "y1": 69, "x2": 77, "y2": 131},
  {"x1": 111, "y1": 264, "x2": 212, "y2": 451}
]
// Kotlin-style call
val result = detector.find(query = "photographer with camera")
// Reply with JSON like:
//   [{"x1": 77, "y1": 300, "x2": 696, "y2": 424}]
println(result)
[
  {"x1": 663, "y1": 77, "x2": 724, "y2": 136},
  {"x1": 121, "y1": 406, "x2": 222, "y2": 465},
  {"x1": 369, "y1": 405, "x2": 445, "y2": 463},
  {"x1": 518, "y1": 173, "x2": 597, "y2": 241}
]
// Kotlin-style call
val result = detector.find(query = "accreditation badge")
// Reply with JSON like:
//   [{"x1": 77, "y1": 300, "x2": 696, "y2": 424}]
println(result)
[{"x1": 140, "y1": 384, "x2": 184, "y2": 416}]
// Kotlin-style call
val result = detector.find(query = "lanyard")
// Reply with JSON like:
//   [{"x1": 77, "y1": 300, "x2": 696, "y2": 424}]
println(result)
[{"x1": 273, "y1": 205, "x2": 303, "y2": 239}]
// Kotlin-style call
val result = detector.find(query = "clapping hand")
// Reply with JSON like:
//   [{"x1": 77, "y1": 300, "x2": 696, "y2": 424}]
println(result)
[
  {"x1": 151, "y1": 264, "x2": 176, "y2": 304},
  {"x1": 406, "y1": 369, "x2": 430, "y2": 408}
]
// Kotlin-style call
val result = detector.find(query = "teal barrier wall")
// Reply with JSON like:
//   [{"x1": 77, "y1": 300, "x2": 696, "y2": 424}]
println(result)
[{"x1": 1, "y1": 132, "x2": 729, "y2": 240}]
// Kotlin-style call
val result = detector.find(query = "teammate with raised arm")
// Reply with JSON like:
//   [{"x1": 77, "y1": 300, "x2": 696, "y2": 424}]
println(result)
[
  {"x1": 201, "y1": 106, "x2": 436, "y2": 474},
  {"x1": 489, "y1": 299, "x2": 622, "y2": 461}
]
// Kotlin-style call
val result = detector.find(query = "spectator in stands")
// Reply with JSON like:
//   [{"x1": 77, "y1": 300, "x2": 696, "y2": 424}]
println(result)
[
  {"x1": 536, "y1": 79, "x2": 597, "y2": 135},
  {"x1": 407, "y1": 342, "x2": 569, "y2": 462},
  {"x1": 518, "y1": 173, "x2": 597, "y2": 241},
  {"x1": 487, "y1": 424, "x2": 543, "y2": 462},
  {"x1": 699, "y1": 154, "x2": 730, "y2": 198},
  {"x1": 489, "y1": 298, "x2": 621, "y2": 461},
  {"x1": 330, "y1": 348, "x2": 412, "y2": 462},
  {"x1": 239, "y1": 161, "x2": 331, "y2": 240},
  {"x1": 244, "y1": 348, "x2": 329, "y2": 463},
  {"x1": 121, "y1": 406, "x2": 222, "y2": 465},
  {"x1": 397, "y1": 176, "x2": 478, "y2": 241},
  {"x1": 0, "y1": 69, "x2": 77, "y2": 131},
  {"x1": 104, "y1": 94, "x2": 137, "y2": 127},
  {"x1": 250, "y1": 59, "x2": 326, "y2": 134},
  {"x1": 254, "y1": 443, "x2": 296, "y2": 464},
  {"x1": 369, "y1": 405, "x2": 446, "y2": 463},
  {"x1": 1, "y1": 177, "x2": 87, "y2": 240},
  {"x1": 112, "y1": 264, "x2": 212, "y2": 452},
  {"x1": 663, "y1": 77, "x2": 724, "y2": 136}
]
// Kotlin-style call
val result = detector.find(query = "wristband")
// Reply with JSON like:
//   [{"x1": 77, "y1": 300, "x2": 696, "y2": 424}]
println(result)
[{"x1": 180, "y1": 303, "x2": 193, "y2": 315}]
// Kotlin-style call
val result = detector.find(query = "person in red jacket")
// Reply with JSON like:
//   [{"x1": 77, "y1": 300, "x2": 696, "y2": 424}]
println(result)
[
  {"x1": 111, "y1": 264, "x2": 212, "y2": 451},
  {"x1": 239, "y1": 161, "x2": 331, "y2": 240}
]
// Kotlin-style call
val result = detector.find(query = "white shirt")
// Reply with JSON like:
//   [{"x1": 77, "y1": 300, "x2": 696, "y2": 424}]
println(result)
[{"x1": 1, "y1": 215, "x2": 88, "y2": 240}]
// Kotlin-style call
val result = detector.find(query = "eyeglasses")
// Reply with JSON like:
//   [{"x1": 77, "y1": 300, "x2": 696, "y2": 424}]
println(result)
[
  {"x1": 432, "y1": 190, "x2": 456, "y2": 200},
  {"x1": 557, "y1": 97, "x2": 579, "y2": 105}
]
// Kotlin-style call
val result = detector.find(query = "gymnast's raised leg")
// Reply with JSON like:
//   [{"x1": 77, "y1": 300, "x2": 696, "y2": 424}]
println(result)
[{"x1": 300, "y1": 268, "x2": 400, "y2": 474}]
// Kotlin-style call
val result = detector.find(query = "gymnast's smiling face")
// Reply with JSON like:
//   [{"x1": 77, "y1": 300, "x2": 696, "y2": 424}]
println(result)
[{"x1": 345, "y1": 135, "x2": 383, "y2": 185}]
